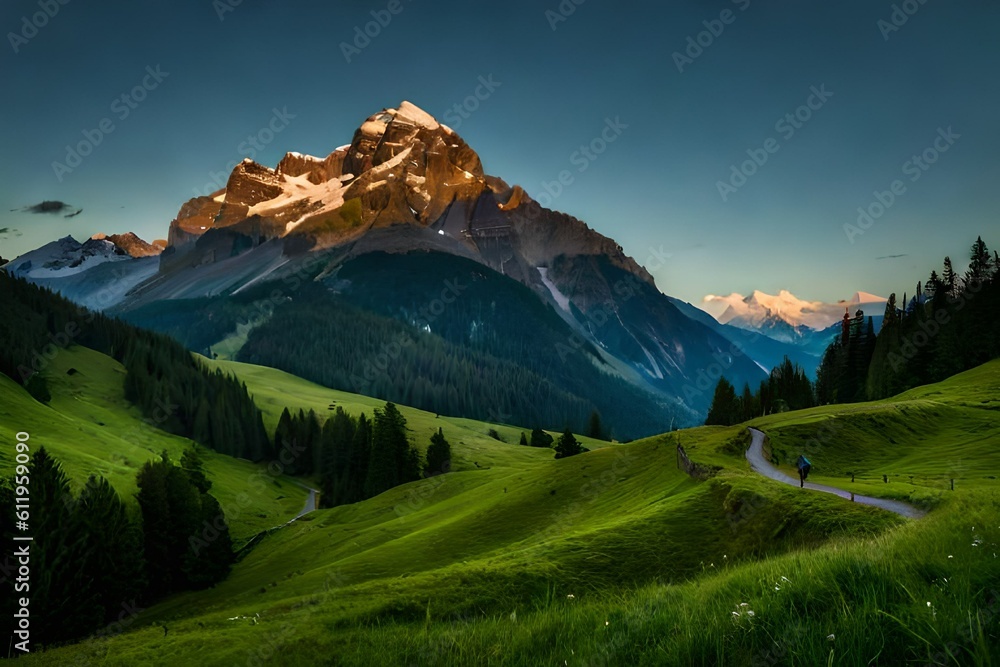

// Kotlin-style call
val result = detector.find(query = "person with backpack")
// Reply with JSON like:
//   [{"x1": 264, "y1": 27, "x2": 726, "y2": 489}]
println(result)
[{"x1": 796, "y1": 455, "x2": 811, "y2": 488}]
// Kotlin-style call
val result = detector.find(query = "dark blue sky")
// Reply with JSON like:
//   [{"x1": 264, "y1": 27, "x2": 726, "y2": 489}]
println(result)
[{"x1": 2, "y1": 0, "x2": 998, "y2": 305}]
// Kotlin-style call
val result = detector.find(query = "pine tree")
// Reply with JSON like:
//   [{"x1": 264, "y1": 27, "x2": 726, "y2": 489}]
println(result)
[
  {"x1": 77, "y1": 475, "x2": 145, "y2": 625},
  {"x1": 136, "y1": 453, "x2": 174, "y2": 599},
  {"x1": 586, "y1": 410, "x2": 605, "y2": 440},
  {"x1": 739, "y1": 383, "x2": 756, "y2": 421},
  {"x1": 815, "y1": 342, "x2": 844, "y2": 405},
  {"x1": 349, "y1": 413, "x2": 372, "y2": 502},
  {"x1": 164, "y1": 460, "x2": 204, "y2": 590},
  {"x1": 185, "y1": 493, "x2": 233, "y2": 588},
  {"x1": 867, "y1": 293, "x2": 902, "y2": 399},
  {"x1": 320, "y1": 407, "x2": 356, "y2": 507},
  {"x1": 942, "y1": 256, "x2": 959, "y2": 297},
  {"x1": 181, "y1": 446, "x2": 212, "y2": 493},
  {"x1": 365, "y1": 403, "x2": 410, "y2": 497},
  {"x1": 705, "y1": 377, "x2": 738, "y2": 425},
  {"x1": 274, "y1": 407, "x2": 293, "y2": 460},
  {"x1": 554, "y1": 428, "x2": 584, "y2": 459},
  {"x1": 530, "y1": 427, "x2": 554, "y2": 448},
  {"x1": 29, "y1": 448, "x2": 101, "y2": 644},
  {"x1": 425, "y1": 428, "x2": 452, "y2": 476},
  {"x1": 925, "y1": 271, "x2": 942, "y2": 301},
  {"x1": 305, "y1": 409, "x2": 322, "y2": 475},
  {"x1": 966, "y1": 236, "x2": 992, "y2": 285}
]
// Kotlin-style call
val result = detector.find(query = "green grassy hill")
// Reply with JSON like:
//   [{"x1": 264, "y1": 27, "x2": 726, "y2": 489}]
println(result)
[
  {"x1": 14, "y1": 358, "x2": 1000, "y2": 665},
  {"x1": 0, "y1": 346, "x2": 307, "y2": 542},
  {"x1": 200, "y1": 356, "x2": 610, "y2": 472}
]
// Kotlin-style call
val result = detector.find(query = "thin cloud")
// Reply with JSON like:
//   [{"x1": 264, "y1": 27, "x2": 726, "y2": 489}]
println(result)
[{"x1": 875, "y1": 254, "x2": 908, "y2": 260}]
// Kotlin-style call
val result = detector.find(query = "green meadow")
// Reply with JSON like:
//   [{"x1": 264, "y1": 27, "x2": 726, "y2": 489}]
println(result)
[
  {"x1": 9, "y1": 351, "x2": 1000, "y2": 665},
  {"x1": 0, "y1": 346, "x2": 307, "y2": 543}
]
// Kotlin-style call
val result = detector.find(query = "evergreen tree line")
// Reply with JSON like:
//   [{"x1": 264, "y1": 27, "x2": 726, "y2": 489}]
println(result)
[
  {"x1": 705, "y1": 356, "x2": 816, "y2": 426},
  {"x1": 520, "y1": 426, "x2": 587, "y2": 458},
  {"x1": 0, "y1": 447, "x2": 232, "y2": 649},
  {"x1": 819, "y1": 236, "x2": 1000, "y2": 403},
  {"x1": 0, "y1": 273, "x2": 271, "y2": 461},
  {"x1": 274, "y1": 402, "x2": 444, "y2": 509}
]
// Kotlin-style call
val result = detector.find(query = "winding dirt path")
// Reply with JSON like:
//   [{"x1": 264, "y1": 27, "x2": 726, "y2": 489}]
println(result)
[
  {"x1": 292, "y1": 484, "x2": 318, "y2": 521},
  {"x1": 745, "y1": 427, "x2": 926, "y2": 519}
]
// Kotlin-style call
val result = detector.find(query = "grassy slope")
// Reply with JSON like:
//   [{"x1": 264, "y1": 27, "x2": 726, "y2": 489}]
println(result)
[
  {"x1": 200, "y1": 356, "x2": 610, "y2": 472},
  {"x1": 0, "y1": 346, "x2": 307, "y2": 542},
  {"x1": 740, "y1": 361, "x2": 1000, "y2": 508},
  {"x1": 18, "y1": 360, "x2": 1000, "y2": 665}
]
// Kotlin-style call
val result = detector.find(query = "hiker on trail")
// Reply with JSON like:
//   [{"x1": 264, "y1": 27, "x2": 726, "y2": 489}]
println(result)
[{"x1": 796, "y1": 455, "x2": 811, "y2": 488}]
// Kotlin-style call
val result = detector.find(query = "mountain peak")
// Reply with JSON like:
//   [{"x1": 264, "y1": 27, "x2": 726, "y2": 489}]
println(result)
[{"x1": 166, "y1": 100, "x2": 491, "y2": 254}]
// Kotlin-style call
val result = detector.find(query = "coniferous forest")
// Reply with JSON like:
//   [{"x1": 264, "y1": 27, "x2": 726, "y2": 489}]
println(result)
[
  {"x1": 0, "y1": 272, "x2": 271, "y2": 462},
  {"x1": 0, "y1": 445, "x2": 231, "y2": 648},
  {"x1": 124, "y1": 252, "x2": 677, "y2": 440}
]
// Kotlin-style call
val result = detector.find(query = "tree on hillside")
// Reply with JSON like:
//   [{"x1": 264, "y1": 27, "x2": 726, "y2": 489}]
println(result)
[
  {"x1": 425, "y1": 427, "x2": 452, "y2": 476},
  {"x1": 942, "y1": 256, "x2": 959, "y2": 298},
  {"x1": 28, "y1": 447, "x2": 100, "y2": 645},
  {"x1": 705, "y1": 377, "x2": 738, "y2": 425},
  {"x1": 136, "y1": 452, "x2": 175, "y2": 599},
  {"x1": 181, "y1": 446, "x2": 212, "y2": 493},
  {"x1": 966, "y1": 236, "x2": 993, "y2": 285},
  {"x1": 348, "y1": 413, "x2": 372, "y2": 502},
  {"x1": 866, "y1": 293, "x2": 902, "y2": 400},
  {"x1": 519, "y1": 432, "x2": 529, "y2": 446},
  {"x1": 530, "y1": 427, "x2": 554, "y2": 448},
  {"x1": 739, "y1": 382, "x2": 757, "y2": 422},
  {"x1": 186, "y1": 492, "x2": 234, "y2": 588},
  {"x1": 365, "y1": 403, "x2": 419, "y2": 497},
  {"x1": 554, "y1": 428, "x2": 584, "y2": 459},
  {"x1": 77, "y1": 475, "x2": 146, "y2": 621},
  {"x1": 274, "y1": 407, "x2": 294, "y2": 458},
  {"x1": 320, "y1": 406, "x2": 356, "y2": 507},
  {"x1": 587, "y1": 410, "x2": 605, "y2": 440},
  {"x1": 137, "y1": 451, "x2": 233, "y2": 599}
]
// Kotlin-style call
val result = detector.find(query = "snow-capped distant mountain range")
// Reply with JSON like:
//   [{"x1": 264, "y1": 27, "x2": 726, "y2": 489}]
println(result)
[{"x1": 702, "y1": 289, "x2": 887, "y2": 341}]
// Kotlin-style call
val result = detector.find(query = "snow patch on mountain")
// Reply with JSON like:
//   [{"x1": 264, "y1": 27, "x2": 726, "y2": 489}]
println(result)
[{"x1": 538, "y1": 267, "x2": 571, "y2": 312}]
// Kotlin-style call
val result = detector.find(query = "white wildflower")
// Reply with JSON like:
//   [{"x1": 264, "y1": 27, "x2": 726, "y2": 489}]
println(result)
[{"x1": 827, "y1": 634, "x2": 835, "y2": 641}]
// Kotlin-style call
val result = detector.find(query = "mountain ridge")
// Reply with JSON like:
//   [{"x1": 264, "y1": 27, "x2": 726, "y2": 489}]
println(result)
[{"x1": 6, "y1": 100, "x2": 768, "y2": 433}]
